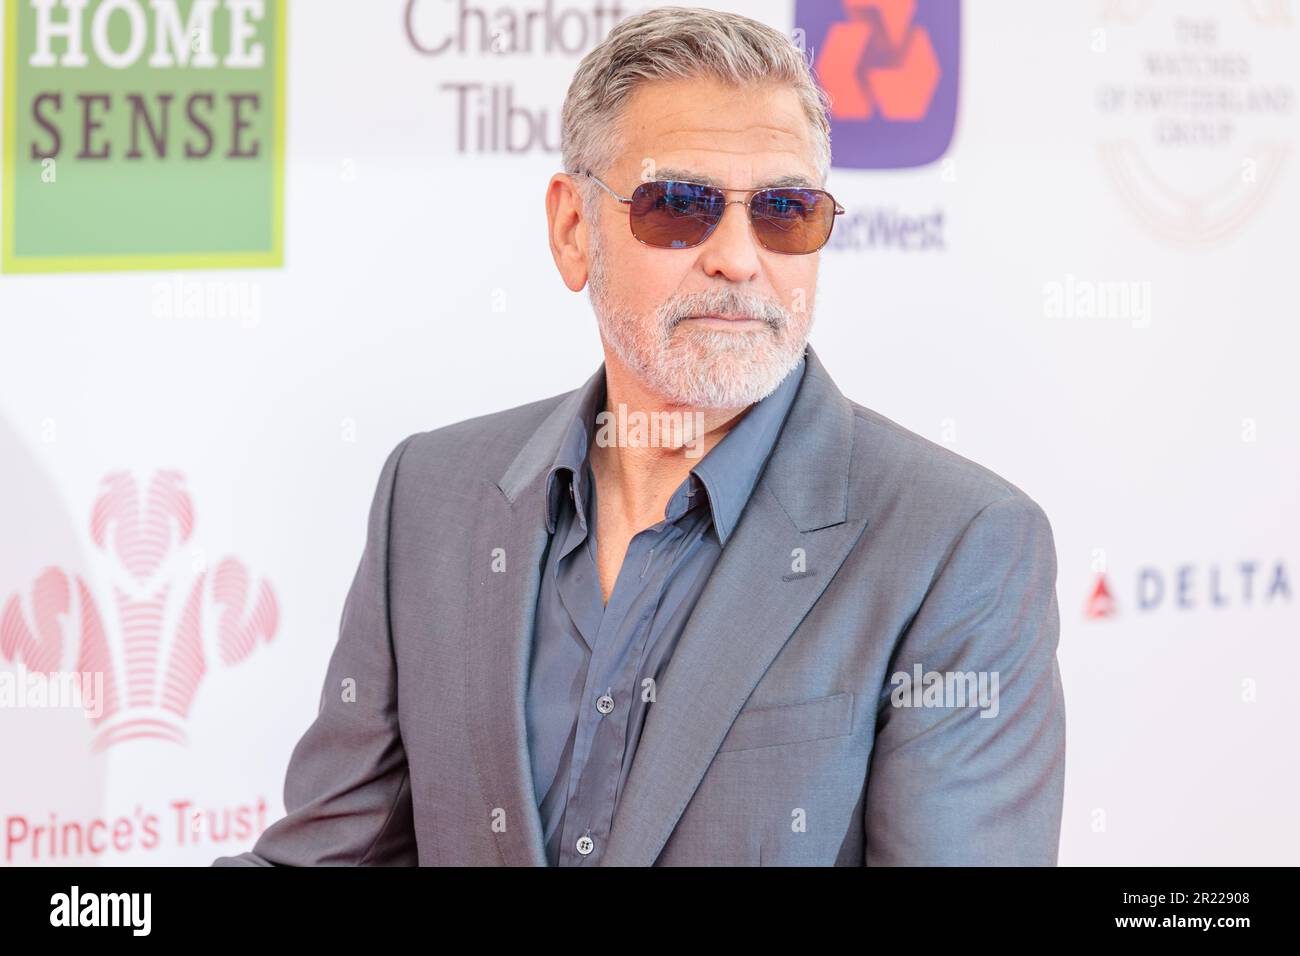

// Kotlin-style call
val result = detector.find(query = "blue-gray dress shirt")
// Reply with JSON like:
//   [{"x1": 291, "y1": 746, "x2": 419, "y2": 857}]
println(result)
[{"x1": 525, "y1": 354, "x2": 807, "y2": 865}]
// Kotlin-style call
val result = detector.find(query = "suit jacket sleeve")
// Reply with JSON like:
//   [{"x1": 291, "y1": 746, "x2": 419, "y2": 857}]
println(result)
[
  {"x1": 863, "y1": 492, "x2": 1066, "y2": 865},
  {"x1": 212, "y1": 435, "x2": 420, "y2": 866}
]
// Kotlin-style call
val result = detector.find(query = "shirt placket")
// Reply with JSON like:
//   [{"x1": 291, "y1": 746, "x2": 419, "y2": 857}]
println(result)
[{"x1": 557, "y1": 520, "x2": 685, "y2": 865}]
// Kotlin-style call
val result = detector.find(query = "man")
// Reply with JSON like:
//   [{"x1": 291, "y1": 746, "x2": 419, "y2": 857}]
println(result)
[{"x1": 214, "y1": 6, "x2": 1065, "y2": 867}]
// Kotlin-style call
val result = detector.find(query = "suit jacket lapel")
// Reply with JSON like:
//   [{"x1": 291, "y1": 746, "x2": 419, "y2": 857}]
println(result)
[
  {"x1": 463, "y1": 345, "x2": 866, "y2": 867},
  {"x1": 600, "y1": 346, "x2": 868, "y2": 866},
  {"x1": 464, "y1": 365, "x2": 603, "y2": 867},
  {"x1": 465, "y1": 471, "x2": 552, "y2": 865}
]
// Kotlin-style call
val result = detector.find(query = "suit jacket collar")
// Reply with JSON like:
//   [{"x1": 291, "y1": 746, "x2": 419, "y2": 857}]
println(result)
[
  {"x1": 466, "y1": 341, "x2": 867, "y2": 866},
  {"x1": 499, "y1": 343, "x2": 851, "y2": 534},
  {"x1": 537, "y1": 354, "x2": 809, "y2": 546}
]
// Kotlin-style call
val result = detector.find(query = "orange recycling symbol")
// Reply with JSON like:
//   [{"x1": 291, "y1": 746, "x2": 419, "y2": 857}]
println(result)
[{"x1": 814, "y1": 0, "x2": 942, "y2": 121}]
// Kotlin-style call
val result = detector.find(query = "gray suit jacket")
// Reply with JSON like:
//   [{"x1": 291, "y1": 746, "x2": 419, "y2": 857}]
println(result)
[{"x1": 213, "y1": 343, "x2": 1065, "y2": 866}]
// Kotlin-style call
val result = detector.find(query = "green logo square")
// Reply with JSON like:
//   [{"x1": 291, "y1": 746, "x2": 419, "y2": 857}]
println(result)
[{"x1": 3, "y1": 0, "x2": 285, "y2": 273}]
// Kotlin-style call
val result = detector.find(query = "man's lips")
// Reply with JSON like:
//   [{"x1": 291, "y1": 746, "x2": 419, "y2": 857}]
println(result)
[{"x1": 681, "y1": 313, "x2": 767, "y2": 327}]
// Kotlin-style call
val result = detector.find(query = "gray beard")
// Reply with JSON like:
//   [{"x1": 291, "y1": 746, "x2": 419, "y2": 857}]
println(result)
[{"x1": 587, "y1": 235, "x2": 812, "y2": 409}]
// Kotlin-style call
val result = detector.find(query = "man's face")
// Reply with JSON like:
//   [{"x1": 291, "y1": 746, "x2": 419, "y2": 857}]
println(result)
[{"x1": 585, "y1": 77, "x2": 823, "y2": 409}]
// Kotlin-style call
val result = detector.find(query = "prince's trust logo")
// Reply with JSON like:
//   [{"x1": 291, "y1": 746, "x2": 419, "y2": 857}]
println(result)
[{"x1": 0, "y1": 469, "x2": 278, "y2": 749}]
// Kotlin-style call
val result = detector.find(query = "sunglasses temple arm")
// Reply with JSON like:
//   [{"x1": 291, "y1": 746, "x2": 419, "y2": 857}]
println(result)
[{"x1": 583, "y1": 171, "x2": 633, "y2": 205}]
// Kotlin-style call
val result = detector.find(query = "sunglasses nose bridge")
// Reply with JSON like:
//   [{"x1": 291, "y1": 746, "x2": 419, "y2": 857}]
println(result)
[
  {"x1": 699, "y1": 196, "x2": 765, "y2": 261},
  {"x1": 716, "y1": 197, "x2": 751, "y2": 229}
]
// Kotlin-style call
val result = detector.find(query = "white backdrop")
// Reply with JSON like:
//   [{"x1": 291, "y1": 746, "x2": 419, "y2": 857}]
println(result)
[{"x1": 1, "y1": 0, "x2": 1296, "y2": 865}]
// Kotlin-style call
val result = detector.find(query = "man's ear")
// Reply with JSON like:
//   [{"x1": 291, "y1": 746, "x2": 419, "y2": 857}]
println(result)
[{"x1": 546, "y1": 173, "x2": 589, "y2": 293}]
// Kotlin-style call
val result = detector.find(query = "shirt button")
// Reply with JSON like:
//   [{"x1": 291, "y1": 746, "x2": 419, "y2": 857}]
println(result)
[
  {"x1": 595, "y1": 693, "x2": 615, "y2": 715},
  {"x1": 576, "y1": 834, "x2": 595, "y2": 856}
]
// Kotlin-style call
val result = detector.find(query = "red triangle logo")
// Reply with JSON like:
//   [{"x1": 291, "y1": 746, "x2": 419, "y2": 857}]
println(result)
[{"x1": 1085, "y1": 573, "x2": 1117, "y2": 619}]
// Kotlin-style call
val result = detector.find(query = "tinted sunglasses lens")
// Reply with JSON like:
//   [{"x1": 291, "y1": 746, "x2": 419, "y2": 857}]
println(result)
[
  {"x1": 750, "y1": 188, "x2": 837, "y2": 253},
  {"x1": 629, "y1": 181, "x2": 724, "y2": 248}
]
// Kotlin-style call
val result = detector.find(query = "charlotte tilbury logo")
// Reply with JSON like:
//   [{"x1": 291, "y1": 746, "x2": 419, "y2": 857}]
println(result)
[{"x1": 404, "y1": 0, "x2": 631, "y2": 155}]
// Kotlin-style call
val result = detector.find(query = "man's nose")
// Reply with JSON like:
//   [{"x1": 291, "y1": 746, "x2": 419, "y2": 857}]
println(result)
[{"x1": 698, "y1": 201, "x2": 761, "y2": 283}]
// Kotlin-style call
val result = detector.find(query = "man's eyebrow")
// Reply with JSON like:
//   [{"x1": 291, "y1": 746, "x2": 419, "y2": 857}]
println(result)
[{"x1": 651, "y1": 167, "x2": 819, "y2": 190}]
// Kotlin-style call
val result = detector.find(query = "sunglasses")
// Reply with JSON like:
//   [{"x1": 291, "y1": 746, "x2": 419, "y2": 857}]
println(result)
[{"x1": 584, "y1": 171, "x2": 845, "y2": 255}]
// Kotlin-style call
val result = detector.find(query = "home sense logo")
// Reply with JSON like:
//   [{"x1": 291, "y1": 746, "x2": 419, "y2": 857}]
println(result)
[
  {"x1": 2, "y1": 0, "x2": 286, "y2": 273},
  {"x1": 798, "y1": 0, "x2": 959, "y2": 168}
]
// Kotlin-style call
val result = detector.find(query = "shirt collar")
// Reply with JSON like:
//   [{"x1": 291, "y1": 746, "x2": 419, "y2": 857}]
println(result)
[
  {"x1": 689, "y1": 355, "x2": 805, "y2": 545},
  {"x1": 544, "y1": 368, "x2": 606, "y2": 535},
  {"x1": 543, "y1": 353, "x2": 808, "y2": 545}
]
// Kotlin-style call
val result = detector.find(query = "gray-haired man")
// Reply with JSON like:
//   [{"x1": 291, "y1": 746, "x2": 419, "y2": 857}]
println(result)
[{"x1": 215, "y1": 5, "x2": 1065, "y2": 867}]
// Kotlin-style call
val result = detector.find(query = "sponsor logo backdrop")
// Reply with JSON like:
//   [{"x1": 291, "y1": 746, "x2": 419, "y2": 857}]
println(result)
[{"x1": 0, "y1": 0, "x2": 1296, "y2": 864}]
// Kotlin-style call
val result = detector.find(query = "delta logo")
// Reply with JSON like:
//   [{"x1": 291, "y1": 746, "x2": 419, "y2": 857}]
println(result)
[
  {"x1": 0, "y1": 469, "x2": 279, "y2": 750},
  {"x1": 2, "y1": 0, "x2": 286, "y2": 273},
  {"x1": 797, "y1": 0, "x2": 959, "y2": 169},
  {"x1": 1084, "y1": 560, "x2": 1292, "y2": 620}
]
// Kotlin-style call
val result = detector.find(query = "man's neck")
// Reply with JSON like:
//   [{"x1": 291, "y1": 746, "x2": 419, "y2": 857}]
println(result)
[{"x1": 590, "y1": 349, "x2": 752, "y2": 531}]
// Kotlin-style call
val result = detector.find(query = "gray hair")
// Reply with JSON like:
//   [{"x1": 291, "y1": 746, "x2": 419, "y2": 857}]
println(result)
[{"x1": 560, "y1": 6, "x2": 833, "y2": 217}]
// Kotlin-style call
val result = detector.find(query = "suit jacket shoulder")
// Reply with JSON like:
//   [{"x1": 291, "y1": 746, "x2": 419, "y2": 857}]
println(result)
[
  {"x1": 843, "y1": 396, "x2": 1052, "y2": 544},
  {"x1": 396, "y1": 386, "x2": 577, "y2": 490}
]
